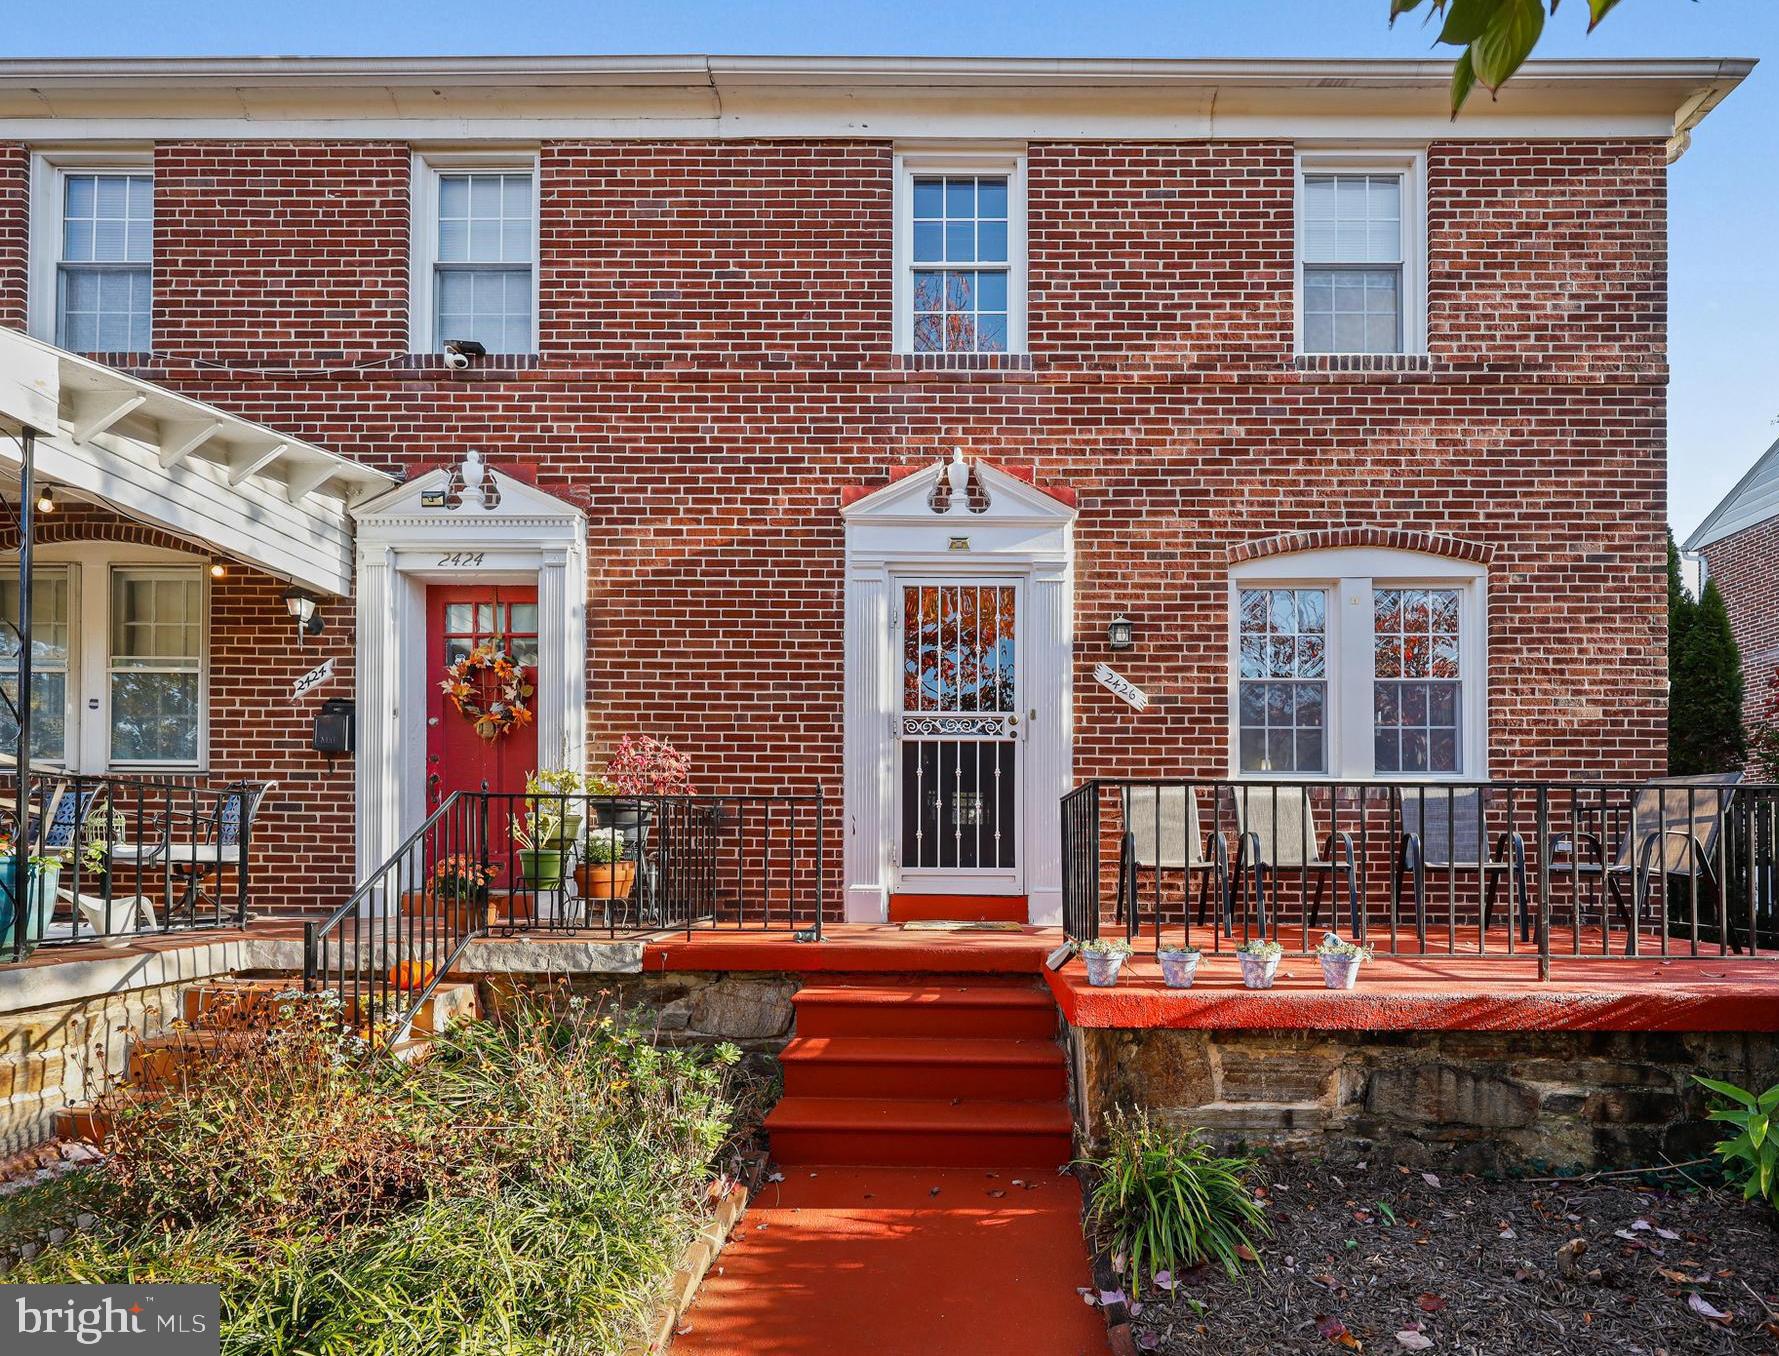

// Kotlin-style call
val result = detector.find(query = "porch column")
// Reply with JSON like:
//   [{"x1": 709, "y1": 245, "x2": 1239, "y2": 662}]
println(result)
[
  {"x1": 843, "y1": 566, "x2": 893, "y2": 921},
  {"x1": 536, "y1": 546, "x2": 584, "y2": 774},
  {"x1": 1026, "y1": 560, "x2": 1073, "y2": 925},
  {"x1": 355, "y1": 545, "x2": 398, "y2": 883}
]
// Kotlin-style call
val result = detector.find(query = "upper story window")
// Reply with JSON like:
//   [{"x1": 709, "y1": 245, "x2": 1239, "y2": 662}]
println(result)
[
  {"x1": 894, "y1": 150, "x2": 1026, "y2": 356},
  {"x1": 28, "y1": 156, "x2": 154, "y2": 353},
  {"x1": 1230, "y1": 547, "x2": 1484, "y2": 779},
  {"x1": 1296, "y1": 151, "x2": 1425, "y2": 357},
  {"x1": 410, "y1": 154, "x2": 537, "y2": 355}
]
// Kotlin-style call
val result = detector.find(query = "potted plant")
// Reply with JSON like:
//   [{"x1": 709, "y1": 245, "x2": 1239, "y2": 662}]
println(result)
[
  {"x1": 598, "y1": 735, "x2": 692, "y2": 829},
  {"x1": 511, "y1": 806, "x2": 570, "y2": 890},
  {"x1": 1237, "y1": 938, "x2": 1284, "y2": 990},
  {"x1": 1157, "y1": 943, "x2": 1202, "y2": 989},
  {"x1": 1080, "y1": 937, "x2": 1132, "y2": 988},
  {"x1": 408, "y1": 854, "x2": 497, "y2": 930},
  {"x1": 526, "y1": 768, "x2": 585, "y2": 846},
  {"x1": 1316, "y1": 935, "x2": 1373, "y2": 990},
  {"x1": 0, "y1": 838, "x2": 63, "y2": 955},
  {"x1": 574, "y1": 827, "x2": 636, "y2": 904}
]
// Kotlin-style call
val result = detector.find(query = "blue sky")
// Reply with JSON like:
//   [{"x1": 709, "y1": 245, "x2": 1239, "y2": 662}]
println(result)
[{"x1": 5, "y1": 1, "x2": 1775, "y2": 542}]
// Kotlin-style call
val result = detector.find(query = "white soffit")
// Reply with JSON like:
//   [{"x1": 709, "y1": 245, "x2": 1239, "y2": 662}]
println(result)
[
  {"x1": 0, "y1": 327, "x2": 395, "y2": 595},
  {"x1": 0, "y1": 55, "x2": 1752, "y2": 144}
]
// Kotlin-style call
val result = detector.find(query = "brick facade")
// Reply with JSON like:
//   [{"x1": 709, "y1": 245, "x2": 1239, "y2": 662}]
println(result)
[
  {"x1": 1699, "y1": 516, "x2": 1779, "y2": 760},
  {"x1": 0, "y1": 133, "x2": 1673, "y2": 912}
]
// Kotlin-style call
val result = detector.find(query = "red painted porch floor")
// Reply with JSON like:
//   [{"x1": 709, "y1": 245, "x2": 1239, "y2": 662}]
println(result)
[{"x1": 673, "y1": 1166, "x2": 1105, "y2": 1356}]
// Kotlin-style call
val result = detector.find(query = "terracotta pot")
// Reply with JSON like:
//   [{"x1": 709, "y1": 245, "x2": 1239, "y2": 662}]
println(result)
[
  {"x1": 1157, "y1": 949, "x2": 1201, "y2": 989},
  {"x1": 574, "y1": 860, "x2": 637, "y2": 901},
  {"x1": 400, "y1": 889, "x2": 493, "y2": 931}
]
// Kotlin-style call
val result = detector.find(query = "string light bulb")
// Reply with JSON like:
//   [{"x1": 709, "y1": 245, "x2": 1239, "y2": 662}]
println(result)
[{"x1": 34, "y1": 486, "x2": 54, "y2": 514}]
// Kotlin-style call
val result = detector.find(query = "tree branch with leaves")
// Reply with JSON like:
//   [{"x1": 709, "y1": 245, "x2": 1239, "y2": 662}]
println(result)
[{"x1": 1391, "y1": 0, "x2": 1625, "y2": 115}]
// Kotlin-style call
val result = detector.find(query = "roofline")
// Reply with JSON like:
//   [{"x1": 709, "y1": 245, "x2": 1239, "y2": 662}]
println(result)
[{"x1": 1684, "y1": 433, "x2": 1779, "y2": 553}]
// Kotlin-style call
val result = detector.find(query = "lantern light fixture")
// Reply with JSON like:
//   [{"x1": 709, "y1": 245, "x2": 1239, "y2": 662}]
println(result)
[
  {"x1": 209, "y1": 560, "x2": 227, "y2": 579},
  {"x1": 33, "y1": 486, "x2": 54, "y2": 515},
  {"x1": 281, "y1": 585, "x2": 324, "y2": 640},
  {"x1": 1107, "y1": 614, "x2": 1134, "y2": 651}
]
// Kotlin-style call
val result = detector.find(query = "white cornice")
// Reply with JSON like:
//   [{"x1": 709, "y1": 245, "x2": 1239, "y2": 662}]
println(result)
[{"x1": 0, "y1": 55, "x2": 1752, "y2": 144}]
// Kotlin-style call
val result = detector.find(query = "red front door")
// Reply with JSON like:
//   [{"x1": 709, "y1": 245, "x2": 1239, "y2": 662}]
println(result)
[{"x1": 426, "y1": 585, "x2": 540, "y2": 809}]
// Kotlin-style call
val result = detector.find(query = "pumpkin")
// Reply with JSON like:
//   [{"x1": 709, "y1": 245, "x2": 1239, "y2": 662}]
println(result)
[{"x1": 386, "y1": 960, "x2": 437, "y2": 992}]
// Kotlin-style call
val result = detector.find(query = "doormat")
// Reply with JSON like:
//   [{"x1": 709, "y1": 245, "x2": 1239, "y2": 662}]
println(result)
[{"x1": 899, "y1": 920, "x2": 1024, "y2": 932}]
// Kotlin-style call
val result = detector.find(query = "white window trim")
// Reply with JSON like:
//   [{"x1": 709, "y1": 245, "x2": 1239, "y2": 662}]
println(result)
[
  {"x1": 0, "y1": 543, "x2": 210, "y2": 773},
  {"x1": 408, "y1": 148, "x2": 541, "y2": 356},
  {"x1": 27, "y1": 148, "x2": 155, "y2": 347},
  {"x1": 1294, "y1": 147, "x2": 1428, "y2": 358},
  {"x1": 0, "y1": 562, "x2": 76, "y2": 768},
  {"x1": 892, "y1": 146, "x2": 1028, "y2": 356},
  {"x1": 1228, "y1": 547, "x2": 1486, "y2": 782}
]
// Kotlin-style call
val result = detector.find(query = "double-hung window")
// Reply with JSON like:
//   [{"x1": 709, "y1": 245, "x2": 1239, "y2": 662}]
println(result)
[
  {"x1": 895, "y1": 151, "x2": 1026, "y2": 355},
  {"x1": 1231, "y1": 549, "x2": 1483, "y2": 779},
  {"x1": 0, "y1": 568, "x2": 72, "y2": 765},
  {"x1": 1297, "y1": 151, "x2": 1424, "y2": 356},
  {"x1": 109, "y1": 568, "x2": 204, "y2": 766},
  {"x1": 29, "y1": 157, "x2": 154, "y2": 353},
  {"x1": 412, "y1": 155, "x2": 537, "y2": 354}
]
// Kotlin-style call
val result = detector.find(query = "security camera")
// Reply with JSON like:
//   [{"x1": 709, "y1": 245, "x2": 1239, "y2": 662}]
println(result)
[{"x1": 441, "y1": 338, "x2": 486, "y2": 370}]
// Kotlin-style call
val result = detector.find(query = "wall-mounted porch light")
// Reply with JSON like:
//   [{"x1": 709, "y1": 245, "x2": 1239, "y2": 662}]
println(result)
[
  {"x1": 33, "y1": 486, "x2": 55, "y2": 515},
  {"x1": 1107, "y1": 614, "x2": 1134, "y2": 651},
  {"x1": 209, "y1": 560, "x2": 227, "y2": 579},
  {"x1": 282, "y1": 585, "x2": 324, "y2": 640}
]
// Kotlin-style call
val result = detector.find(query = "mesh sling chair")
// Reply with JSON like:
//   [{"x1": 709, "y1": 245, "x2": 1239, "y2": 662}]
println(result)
[
  {"x1": 1393, "y1": 785, "x2": 1529, "y2": 948},
  {"x1": 1116, "y1": 783, "x2": 1228, "y2": 939},
  {"x1": 1228, "y1": 784, "x2": 1359, "y2": 940},
  {"x1": 106, "y1": 781, "x2": 274, "y2": 927},
  {"x1": 1552, "y1": 774, "x2": 1742, "y2": 953}
]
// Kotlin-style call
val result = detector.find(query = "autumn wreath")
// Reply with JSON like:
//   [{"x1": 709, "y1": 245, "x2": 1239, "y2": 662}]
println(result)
[{"x1": 439, "y1": 644, "x2": 535, "y2": 741}]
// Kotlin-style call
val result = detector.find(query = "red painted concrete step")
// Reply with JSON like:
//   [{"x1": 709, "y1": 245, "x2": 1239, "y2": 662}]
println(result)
[
  {"x1": 780, "y1": 1035, "x2": 1067, "y2": 1102},
  {"x1": 888, "y1": 892, "x2": 1028, "y2": 924},
  {"x1": 792, "y1": 982, "x2": 1057, "y2": 1040},
  {"x1": 765, "y1": 1096, "x2": 1074, "y2": 1169}
]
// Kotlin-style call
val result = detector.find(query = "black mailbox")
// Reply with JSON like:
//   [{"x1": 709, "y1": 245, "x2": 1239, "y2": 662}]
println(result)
[{"x1": 313, "y1": 698, "x2": 355, "y2": 755}]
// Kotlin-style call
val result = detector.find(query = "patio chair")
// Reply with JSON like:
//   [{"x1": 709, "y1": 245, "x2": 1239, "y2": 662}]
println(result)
[
  {"x1": 1227, "y1": 785, "x2": 1359, "y2": 940},
  {"x1": 1551, "y1": 774, "x2": 1742, "y2": 953},
  {"x1": 1116, "y1": 784, "x2": 1228, "y2": 936},
  {"x1": 106, "y1": 781, "x2": 274, "y2": 926},
  {"x1": 1393, "y1": 786, "x2": 1528, "y2": 947}
]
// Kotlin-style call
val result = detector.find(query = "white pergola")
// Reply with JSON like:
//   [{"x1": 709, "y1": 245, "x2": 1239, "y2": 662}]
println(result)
[{"x1": 0, "y1": 328, "x2": 394, "y2": 595}]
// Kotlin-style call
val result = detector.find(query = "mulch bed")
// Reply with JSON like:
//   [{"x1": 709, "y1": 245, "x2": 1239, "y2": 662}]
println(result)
[{"x1": 1123, "y1": 1162, "x2": 1779, "y2": 1355}]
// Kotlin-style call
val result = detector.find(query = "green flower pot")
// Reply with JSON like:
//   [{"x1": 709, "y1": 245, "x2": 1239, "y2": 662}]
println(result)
[{"x1": 517, "y1": 849, "x2": 570, "y2": 890}]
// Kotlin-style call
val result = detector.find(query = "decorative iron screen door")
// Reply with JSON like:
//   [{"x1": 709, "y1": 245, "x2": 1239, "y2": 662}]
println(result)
[{"x1": 897, "y1": 580, "x2": 1022, "y2": 887}]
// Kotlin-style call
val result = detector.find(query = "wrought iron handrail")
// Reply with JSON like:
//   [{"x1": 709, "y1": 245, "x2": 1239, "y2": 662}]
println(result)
[{"x1": 1061, "y1": 777, "x2": 1779, "y2": 977}]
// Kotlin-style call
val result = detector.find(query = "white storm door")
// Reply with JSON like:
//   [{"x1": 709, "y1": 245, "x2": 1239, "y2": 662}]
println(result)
[{"x1": 895, "y1": 579, "x2": 1023, "y2": 893}]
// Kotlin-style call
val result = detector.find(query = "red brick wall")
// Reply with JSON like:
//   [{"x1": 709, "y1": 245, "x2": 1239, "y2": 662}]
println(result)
[
  {"x1": 0, "y1": 135, "x2": 1672, "y2": 911},
  {"x1": 0, "y1": 142, "x2": 27, "y2": 329},
  {"x1": 1700, "y1": 516, "x2": 1779, "y2": 760}
]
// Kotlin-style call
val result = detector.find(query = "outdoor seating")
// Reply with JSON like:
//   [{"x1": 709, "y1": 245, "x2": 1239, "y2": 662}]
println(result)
[
  {"x1": 1116, "y1": 783, "x2": 1228, "y2": 933},
  {"x1": 105, "y1": 781, "x2": 273, "y2": 926},
  {"x1": 1227, "y1": 785, "x2": 1359, "y2": 940},
  {"x1": 1394, "y1": 786, "x2": 1530, "y2": 946}
]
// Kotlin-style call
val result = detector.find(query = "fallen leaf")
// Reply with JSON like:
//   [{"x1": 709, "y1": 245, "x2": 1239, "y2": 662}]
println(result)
[
  {"x1": 1498, "y1": 1227, "x2": 1517, "y2": 1241},
  {"x1": 1417, "y1": 1293, "x2": 1447, "y2": 1314},
  {"x1": 1395, "y1": 1333, "x2": 1434, "y2": 1351},
  {"x1": 1153, "y1": 1269, "x2": 1175, "y2": 1292},
  {"x1": 1316, "y1": 1314, "x2": 1362, "y2": 1349},
  {"x1": 1099, "y1": 1289, "x2": 1127, "y2": 1309},
  {"x1": 1422, "y1": 1173, "x2": 1441, "y2": 1189},
  {"x1": 1236, "y1": 1244, "x2": 1259, "y2": 1263},
  {"x1": 1687, "y1": 1292, "x2": 1733, "y2": 1326},
  {"x1": 986, "y1": 1188, "x2": 1006, "y2": 1198},
  {"x1": 1313, "y1": 1273, "x2": 1340, "y2": 1289}
]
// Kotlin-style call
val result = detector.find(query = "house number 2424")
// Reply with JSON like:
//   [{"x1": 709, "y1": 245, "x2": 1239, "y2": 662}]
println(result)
[{"x1": 437, "y1": 551, "x2": 486, "y2": 567}]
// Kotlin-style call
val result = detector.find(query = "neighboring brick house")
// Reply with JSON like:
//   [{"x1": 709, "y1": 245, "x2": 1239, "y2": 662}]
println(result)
[
  {"x1": 0, "y1": 54, "x2": 1753, "y2": 922},
  {"x1": 1686, "y1": 436, "x2": 1779, "y2": 766}
]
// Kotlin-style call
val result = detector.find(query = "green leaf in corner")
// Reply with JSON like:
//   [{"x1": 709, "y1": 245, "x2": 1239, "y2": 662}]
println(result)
[
  {"x1": 1587, "y1": 0, "x2": 1623, "y2": 31},
  {"x1": 1438, "y1": 0, "x2": 1507, "y2": 46},
  {"x1": 1450, "y1": 51, "x2": 1479, "y2": 116},
  {"x1": 1469, "y1": 0, "x2": 1546, "y2": 94},
  {"x1": 1695, "y1": 1076, "x2": 1759, "y2": 1109}
]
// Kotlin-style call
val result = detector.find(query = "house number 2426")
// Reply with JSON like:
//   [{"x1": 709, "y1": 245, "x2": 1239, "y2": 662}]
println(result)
[{"x1": 437, "y1": 551, "x2": 486, "y2": 567}]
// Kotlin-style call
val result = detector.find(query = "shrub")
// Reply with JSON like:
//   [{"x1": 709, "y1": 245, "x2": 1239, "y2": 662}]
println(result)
[
  {"x1": 7, "y1": 988, "x2": 739, "y2": 1354},
  {"x1": 1081, "y1": 1108, "x2": 1269, "y2": 1296},
  {"x1": 604, "y1": 736, "x2": 692, "y2": 796},
  {"x1": 1695, "y1": 1076, "x2": 1779, "y2": 1210}
]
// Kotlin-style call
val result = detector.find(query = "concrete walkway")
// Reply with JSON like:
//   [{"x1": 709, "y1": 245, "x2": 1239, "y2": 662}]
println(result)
[{"x1": 674, "y1": 1166, "x2": 1107, "y2": 1355}]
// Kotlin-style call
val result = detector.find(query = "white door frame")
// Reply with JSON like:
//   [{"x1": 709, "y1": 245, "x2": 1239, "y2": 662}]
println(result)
[
  {"x1": 350, "y1": 458, "x2": 588, "y2": 881},
  {"x1": 892, "y1": 572, "x2": 1026, "y2": 897},
  {"x1": 841, "y1": 454, "x2": 1075, "y2": 925}
]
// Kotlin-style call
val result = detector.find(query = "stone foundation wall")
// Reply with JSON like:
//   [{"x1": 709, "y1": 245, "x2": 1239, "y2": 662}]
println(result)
[{"x1": 1072, "y1": 1026, "x2": 1779, "y2": 1173}]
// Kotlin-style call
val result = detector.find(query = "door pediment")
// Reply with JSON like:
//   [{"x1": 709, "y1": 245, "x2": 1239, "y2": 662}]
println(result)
[{"x1": 842, "y1": 452, "x2": 1077, "y2": 527}]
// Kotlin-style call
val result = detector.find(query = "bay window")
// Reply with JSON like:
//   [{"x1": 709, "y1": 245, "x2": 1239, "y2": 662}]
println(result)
[{"x1": 1231, "y1": 549, "x2": 1484, "y2": 779}]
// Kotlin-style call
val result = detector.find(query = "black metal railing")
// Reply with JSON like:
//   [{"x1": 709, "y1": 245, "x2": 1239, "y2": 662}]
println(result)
[
  {"x1": 1, "y1": 770, "x2": 269, "y2": 960},
  {"x1": 1060, "y1": 777, "x2": 1779, "y2": 976},
  {"x1": 304, "y1": 790, "x2": 828, "y2": 1044}
]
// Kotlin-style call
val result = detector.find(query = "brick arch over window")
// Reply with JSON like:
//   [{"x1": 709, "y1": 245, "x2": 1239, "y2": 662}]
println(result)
[
  {"x1": 0, "y1": 504, "x2": 199, "y2": 555},
  {"x1": 1228, "y1": 528, "x2": 1496, "y2": 567}
]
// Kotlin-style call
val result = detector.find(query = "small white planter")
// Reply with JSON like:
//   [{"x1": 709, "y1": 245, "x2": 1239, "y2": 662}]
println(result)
[
  {"x1": 1238, "y1": 951, "x2": 1281, "y2": 990},
  {"x1": 1157, "y1": 949, "x2": 1201, "y2": 989},
  {"x1": 1319, "y1": 954, "x2": 1364, "y2": 990},
  {"x1": 1082, "y1": 951, "x2": 1127, "y2": 988}
]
